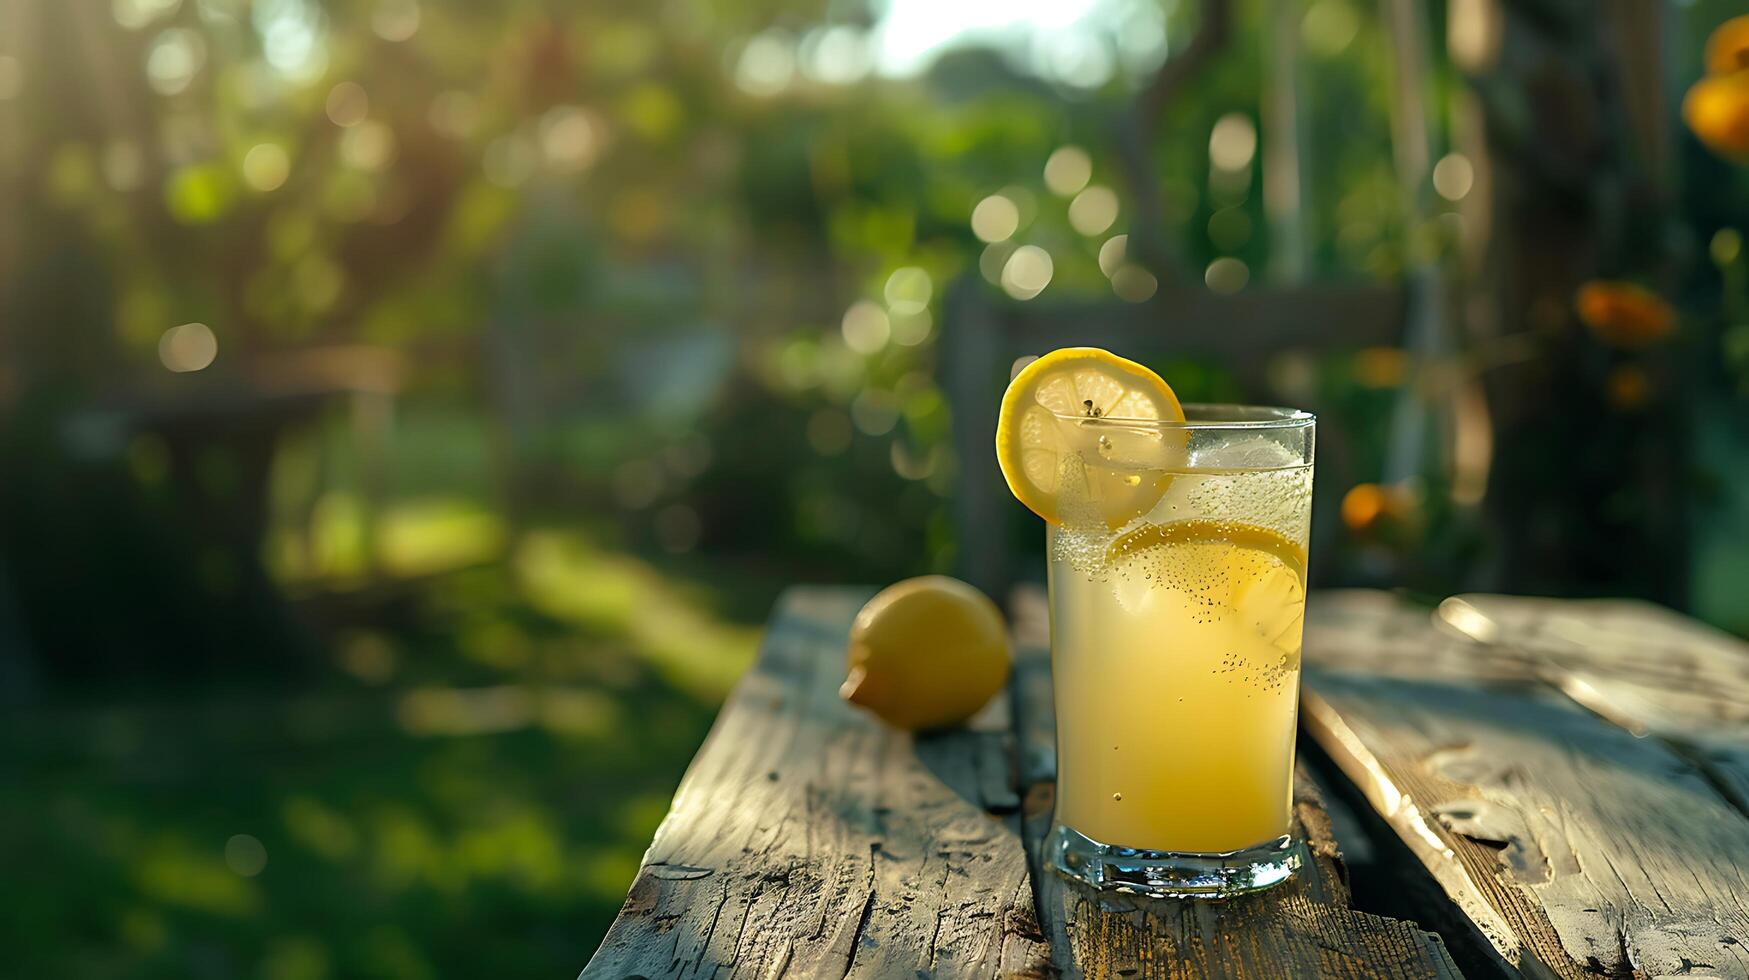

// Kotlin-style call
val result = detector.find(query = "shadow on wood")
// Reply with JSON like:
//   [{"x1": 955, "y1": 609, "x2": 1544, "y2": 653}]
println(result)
[{"x1": 1302, "y1": 590, "x2": 1749, "y2": 978}]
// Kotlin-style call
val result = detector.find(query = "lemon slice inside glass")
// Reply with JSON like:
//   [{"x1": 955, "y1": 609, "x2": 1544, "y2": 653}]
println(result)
[
  {"x1": 1106, "y1": 519, "x2": 1308, "y2": 653},
  {"x1": 995, "y1": 348, "x2": 1185, "y2": 527}
]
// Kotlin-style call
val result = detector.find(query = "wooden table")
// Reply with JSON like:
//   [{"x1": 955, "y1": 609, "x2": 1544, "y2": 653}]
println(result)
[{"x1": 581, "y1": 586, "x2": 1749, "y2": 979}]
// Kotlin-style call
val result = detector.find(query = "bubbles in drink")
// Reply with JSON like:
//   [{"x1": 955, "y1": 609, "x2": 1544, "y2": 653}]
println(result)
[{"x1": 1045, "y1": 424, "x2": 1310, "y2": 851}]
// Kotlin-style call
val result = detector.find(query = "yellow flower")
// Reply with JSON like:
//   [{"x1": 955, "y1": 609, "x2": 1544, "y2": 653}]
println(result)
[{"x1": 1574, "y1": 280, "x2": 1677, "y2": 349}]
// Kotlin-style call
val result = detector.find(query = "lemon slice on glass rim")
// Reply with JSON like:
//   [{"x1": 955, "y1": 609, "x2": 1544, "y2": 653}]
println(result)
[{"x1": 995, "y1": 348, "x2": 1186, "y2": 528}]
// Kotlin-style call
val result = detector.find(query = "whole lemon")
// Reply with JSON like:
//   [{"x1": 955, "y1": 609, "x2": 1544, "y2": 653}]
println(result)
[{"x1": 840, "y1": 576, "x2": 1011, "y2": 731}]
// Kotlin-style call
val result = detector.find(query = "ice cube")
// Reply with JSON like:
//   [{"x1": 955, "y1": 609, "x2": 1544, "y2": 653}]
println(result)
[{"x1": 1188, "y1": 434, "x2": 1301, "y2": 472}]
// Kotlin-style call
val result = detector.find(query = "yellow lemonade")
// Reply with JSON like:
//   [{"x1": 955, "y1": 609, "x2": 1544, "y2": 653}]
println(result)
[
  {"x1": 993, "y1": 349, "x2": 1313, "y2": 894},
  {"x1": 1047, "y1": 462, "x2": 1311, "y2": 854}
]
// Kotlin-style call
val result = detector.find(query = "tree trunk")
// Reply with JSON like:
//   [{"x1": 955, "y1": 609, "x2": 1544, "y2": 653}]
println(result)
[{"x1": 1450, "y1": 0, "x2": 1687, "y2": 603}]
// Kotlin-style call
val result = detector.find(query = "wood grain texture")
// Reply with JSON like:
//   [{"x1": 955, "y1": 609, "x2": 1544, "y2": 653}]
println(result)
[
  {"x1": 1303, "y1": 590, "x2": 1749, "y2": 980},
  {"x1": 1441, "y1": 593, "x2": 1749, "y2": 812},
  {"x1": 582, "y1": 587, "x2": 1051, "y2": 980},
  {"x1": 1009, "y1": 586, "x2": 1462, "y2": 980}
]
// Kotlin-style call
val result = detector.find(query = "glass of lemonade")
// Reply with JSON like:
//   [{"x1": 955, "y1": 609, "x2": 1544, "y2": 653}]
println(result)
[{"x1": 1044, "y1": 404, "x2": 1314, "y2": 898}]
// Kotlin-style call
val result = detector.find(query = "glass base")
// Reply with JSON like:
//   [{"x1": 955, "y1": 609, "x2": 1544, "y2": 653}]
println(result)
[{"x1": 1048, "y1": 823, "x2": 1302, "y2": 898}]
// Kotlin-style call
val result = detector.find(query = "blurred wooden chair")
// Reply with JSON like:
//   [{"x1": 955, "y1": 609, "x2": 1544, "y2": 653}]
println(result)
[{"x1": 940, "y1": 279, "x2": 1405, "y2": 597}]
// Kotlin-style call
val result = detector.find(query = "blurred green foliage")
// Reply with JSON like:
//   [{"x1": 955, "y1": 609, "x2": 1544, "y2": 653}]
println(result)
[
  {"x1": 0, "y1": 529, "x2": 764, "y2": 977},
  {"x1": 5, "y1": 0, "x2": 1444, "y2": 587}
]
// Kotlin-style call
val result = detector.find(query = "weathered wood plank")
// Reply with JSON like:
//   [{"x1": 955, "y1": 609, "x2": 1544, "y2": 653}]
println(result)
[
  {"x1": 1010, "y1": 586, "x2": 1462, "y2": 979},
  {"x1": 1438, "y1": 593, "x2": 1749, "y2": 811},
  {"x1": 1303, "y1": 590, "x2": 1749, "y2": 979},
  {"x1": 582, "y1": 587, "x2": 1051, "y2": 980}
]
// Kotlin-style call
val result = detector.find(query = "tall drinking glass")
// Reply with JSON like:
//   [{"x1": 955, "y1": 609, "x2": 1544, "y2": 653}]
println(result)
[{"x1": 1045, "y1": 404, "x2": 1314, "y2": 897}]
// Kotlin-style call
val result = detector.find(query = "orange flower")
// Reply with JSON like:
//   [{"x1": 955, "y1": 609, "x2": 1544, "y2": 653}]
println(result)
[
  {"x1": 1341, "y1": 482, "x2": 1422, "y2": 535},
  {"x1": 1341, "y1": 483, "x2": 1385, "y2": 532},
  {"x1": 1685, "y1": 70, "x2": 1749, "y2": 161},
  {"x1": 1574, "y1": 280, "x2": 1677, "y2": 348},
  {"x1": 1706, "y1": 16, "x2": 1749, "y2": 76}
]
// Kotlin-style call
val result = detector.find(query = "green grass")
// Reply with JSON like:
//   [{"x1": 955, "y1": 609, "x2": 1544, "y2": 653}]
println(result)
[{"x1": 0, "y1": 529, "x2": 769, "y2": 979}]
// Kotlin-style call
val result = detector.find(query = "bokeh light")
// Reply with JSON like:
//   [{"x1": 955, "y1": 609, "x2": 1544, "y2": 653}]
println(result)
[
  {"x1": 1432, "y1": 153, "x2": 1474, "y2": 201},
  {"x1": 1342, "y1": 483, "x2": 1385, "y2": 531},
  {"x1": 1111, "y1": 265, "x2": 1158, "y2": 302},
  {"x1": 1111, "y1": 2, "x2": 1169, "y2": 73},
  {"x1": 165, "y1": 164, "x2": 237, "y2": 224},
  {"x1": 883, "y1": 267, "x2": 933, "y2": 314},
  {"x1": 371, "y1": 0, "x2": 421, "y2": 42},
  {"x1": 971, "y1": 194, "x2": 1021, "y2": 242},
  {"x1": 242, "y1": 143, "x2": 291, "y2": 192},
  {"x1": 889, "y1": 441, "x2": 936, "y2": 480},
  {"x1": 1041, "y1": 32, "x2": 1114, "y2": 89},
  {"x1": 1449, "y1": 0, "x2": 1504, "y2": 71},
  {"x1": 541, "y1": 107, "x2": 602, "y2": 172},
  {"x1": 1001, "y1": 245, "x2": 1054, "y2": 300},
  {"x1": 159, "y1": 322, "x2": 218, "y2": 373},
  {"x1": 1098, "y1": 234, "x2": 1128, "y2": 277},
  {"x1": 736, "y1": 31, "x2": 796, "y2": 96},
  {"x1": 114, "y1": 0, "x2": 182, "y2": 32},
  {"x1": 1209, "y1": 113, "x2": 1258, "y2": 172},
  {"x1": 1302, "y1": 0, "x2": 1361, "y2": 57},
  {"x1": 259, "y1": 0, "x2": 331, "y2": 82},
  {"x1": 338, "y1": 633, "x2": 396, "y2": 683},
  {"x1": 224, "y1": 834, "x2": 268, "y2": 877},
  {"x1": 1205, "y1": 257, "x2": 1250, "y2": 294},
  {"x1": 801, "y1": 26, "x2": 874, "y2": 85},
  {"x1": 891, "y1": 309, "x2": 933, "y2": 347},
  {"x1": 1068, "y1": 186, "x2": 1119, "y2": 236},
  {"x1": 1711, "y1": 228, "x2": 1741, "y2": 267},
  {"x1": 850, "y1": 389, "x2": 900, "y2": 435},
  {"x1": 146, "y1": 28, "x2": 206, "y2": 96},
  {"x1": 325, "y1": 81, "x2": 369, "y2": 128},
  {"x1": 340, "y1": 121, "x2": 396, "y2": 171},
  {"x1": 259, "y1": 0, "x2": 330, "y2": 80},
  {"x1": 980, "y1": 242, "x2": 1015, "y2": 284},
  {"x1": 1044, "y1": 145, "x2": 1092, "y2": 197},
  {"x1": 841, "y1": 301, "x2": 892, "y2": 355}
]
